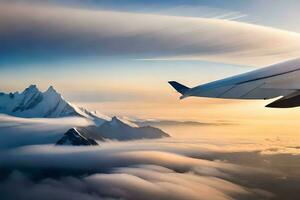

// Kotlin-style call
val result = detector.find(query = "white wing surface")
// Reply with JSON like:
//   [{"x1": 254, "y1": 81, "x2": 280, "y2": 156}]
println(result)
[{"x1": 169, "y1": 58, "x2": 300, "y2": 108}]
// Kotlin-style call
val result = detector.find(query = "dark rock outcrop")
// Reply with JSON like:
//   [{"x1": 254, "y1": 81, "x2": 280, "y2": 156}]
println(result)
[{"x1": 56, "y1": 128, "x2": 98, "y2": 146}]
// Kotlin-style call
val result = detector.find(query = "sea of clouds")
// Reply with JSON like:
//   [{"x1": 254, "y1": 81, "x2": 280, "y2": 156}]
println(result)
[
  {"x1": 0, "y1": 115, "x2": 299, "y2": 200},
  {"x1": 1, "y1": 131, "x2": 300, "y2": 200}
]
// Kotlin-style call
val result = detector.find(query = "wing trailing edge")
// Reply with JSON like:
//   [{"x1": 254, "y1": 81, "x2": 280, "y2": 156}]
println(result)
[
  {"x1": 168, "y1": 58, "x2": 300, "y2": 108},
  {"x1": 266, "y1": 91, "x2": 300, "y2": 108}
]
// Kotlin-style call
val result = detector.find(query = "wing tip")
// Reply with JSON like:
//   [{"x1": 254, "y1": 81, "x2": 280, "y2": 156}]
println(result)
[{"x1": 168, "y1": 81, "x2": 190, "y2": 95}]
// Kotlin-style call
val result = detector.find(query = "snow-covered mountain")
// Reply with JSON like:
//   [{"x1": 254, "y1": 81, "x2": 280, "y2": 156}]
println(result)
[
  {"x1": 0, "y1": 85, "x2": 107, "y2": 124},
  {"x1": 78, "y1": 116, "x2": 170, "y2": 141},
  {"x1": 0, "y1": 85, "x2": 170, "y2": 144}
]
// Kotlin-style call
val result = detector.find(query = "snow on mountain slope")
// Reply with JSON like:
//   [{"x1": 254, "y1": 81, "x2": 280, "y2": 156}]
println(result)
[
  {"x1": 0, "y1": 114, "x2": 169, "y2": 148},
  {"x1": 79, "y1": 116, "x2": 170, "y2": 141},
  {"x1": 0, "y1": 85, "x2": 170, "y2": 146},
  {"x1": 0, "y1": 85, "x2": 108, "y2": 124}
]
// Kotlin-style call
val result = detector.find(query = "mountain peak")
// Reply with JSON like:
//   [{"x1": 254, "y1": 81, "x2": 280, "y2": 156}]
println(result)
[
  {"x1": 28, "y1": 84, "x2": 37, "y2": 89},
  {"x1": 96, "y1": 116, "x2": 170, "y2": 140},
  {"x1": 47, "y1": 85, "x2": 55, "y2": 91},
  {"x1": 22, "y1": 84, "x2": 39, "y2": 94},
  {"x1": 0, "y1": 85, "x2": 108, "y2": 122},
  {"x1": 45, "y1": 85, "x2": 58, "y2": 94},
  {"x1": 111, "y1": 116, "x2": 119, "y2": 121},
  {"x1": 110, "y1": 116, "x2": 125, "y2": 126}
]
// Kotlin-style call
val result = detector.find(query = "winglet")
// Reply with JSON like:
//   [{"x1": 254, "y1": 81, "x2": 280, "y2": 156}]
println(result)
[{"x1": 168, "y1": 81, "x2": 190, "y2": 95}]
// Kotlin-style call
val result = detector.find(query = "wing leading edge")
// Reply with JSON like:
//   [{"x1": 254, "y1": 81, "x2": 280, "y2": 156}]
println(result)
[{"x1": 168, "y1": 58, "x2": 300, "y2": 108}]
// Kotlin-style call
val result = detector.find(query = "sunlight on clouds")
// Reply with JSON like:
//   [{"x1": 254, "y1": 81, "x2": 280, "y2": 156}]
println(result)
[
  {"x1": 1, "y1": 2, "x2": 300, "y2": 66},
  {"x1": 77, "y1": 97, "x2": 300, "y2": 139},
  {"x1": 1, "y1": 136, "x2": 299, "y2": 199},
  {"x1": 0, "y1": 114, "x2": 299, "y2": 200}
]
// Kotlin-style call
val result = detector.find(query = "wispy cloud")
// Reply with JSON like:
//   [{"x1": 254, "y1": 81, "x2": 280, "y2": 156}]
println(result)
[{"x1": 1, "y1": 3, "x2": 300, "y2": 66}]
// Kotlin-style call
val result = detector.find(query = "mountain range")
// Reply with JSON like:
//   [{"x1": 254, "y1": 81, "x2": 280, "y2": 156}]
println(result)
[
  {"x1": 0, "y1": 85, "x2": 170, "y2": 145},
  {"x1": 74, "y1": 116, "x2": 169, "y2": 141},
  {"x1": 0, "y1": 85, "x2": 108, "y2": 124}
]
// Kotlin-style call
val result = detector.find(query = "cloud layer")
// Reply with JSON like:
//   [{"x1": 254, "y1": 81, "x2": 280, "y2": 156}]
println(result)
[
  {"x1": 0, "y1": 114, "x2": 92, "y2": 149},
  {"x1": 1, "y1": 136, "x2": 300, "y2": 200},
  {"x1": 1, "y1": 3, "x2": 300, "y2": 66},
  {"x1": 0, "y1": 144, "x2": 269, "y2": 200},
  {"x1": 132, "y1": 119, "x2": 235, "y2": 127}
]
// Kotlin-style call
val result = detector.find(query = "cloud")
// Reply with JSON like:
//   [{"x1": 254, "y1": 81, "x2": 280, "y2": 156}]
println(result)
[
  {"x1": 0, "y1": 145, "x2": 273, "y2": 200},
  {"x1": 2, "y1": 136, "x2": 300, "y2": 200},
  {"x1": 0, "y1": 171, "x2": 107, "y2": 200},
  {"x1": 0, "y1": 114, "x2": 92, "y2": 149},
  {"x1": 0, "y1": 169, "x2": 251, "y2": 200},
  {"x1": 1, "y1": 3, "x2": 300, "y2": 66},
  {"x1": 132, "y1": 119, "x2": 235, "y2": 127},
  {"x1": 0, "y1": 103, "x2": 299, "y2": 200}
]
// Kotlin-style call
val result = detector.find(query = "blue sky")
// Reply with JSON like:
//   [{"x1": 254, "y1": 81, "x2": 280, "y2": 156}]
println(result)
[{"x1": 1, "y1": 0, "x2": 300, "y2": 120}]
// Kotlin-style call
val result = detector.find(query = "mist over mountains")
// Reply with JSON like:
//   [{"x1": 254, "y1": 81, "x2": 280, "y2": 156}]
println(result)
[
  {"x1": 0, "y1": 85, "x2": 170, "y2": 146},
  {"x1": 0, "y1": 88, "x2": 299, "y2": 200},
  {"x1": 1, "y1": 86, "x2": 298, "y2": 200}
]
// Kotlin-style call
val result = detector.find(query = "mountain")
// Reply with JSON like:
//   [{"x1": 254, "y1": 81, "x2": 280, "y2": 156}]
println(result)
[
  {"x1": 77, "y1": 116, "x2": 170, "y2": 141},
  {"x1": 0, "y1": 85, "x2": 171, "y2": 142},
  {"x1": 0, "y1": 85, "x2": 107, "y2": 124},
  {"x1": 56, "y1": 128, "x2": 98, "y2": 146}
]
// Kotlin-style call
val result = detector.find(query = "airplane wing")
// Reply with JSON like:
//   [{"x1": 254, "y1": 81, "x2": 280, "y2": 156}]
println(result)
[{"x1": 169, "y1": 58, "x2": 300, "y2": 108}]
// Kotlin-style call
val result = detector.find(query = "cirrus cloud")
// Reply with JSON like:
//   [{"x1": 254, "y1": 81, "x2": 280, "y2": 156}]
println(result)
[{"x1": 1, "y1": 3, "x2": 300, "y2": 66}]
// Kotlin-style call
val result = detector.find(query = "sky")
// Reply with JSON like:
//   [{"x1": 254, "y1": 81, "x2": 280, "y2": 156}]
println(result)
[
  {"x1": 2, "y1": 0, "x2": 300, "y2": 135},
  {"x1": 2, "y1": 2, "x2": 300, "y2": 200}
]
